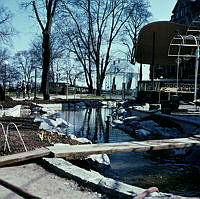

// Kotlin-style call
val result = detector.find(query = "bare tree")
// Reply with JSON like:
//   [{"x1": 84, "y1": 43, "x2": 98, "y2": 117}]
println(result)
[
  {"x1": 13, "y1": 50, "x2": 35, "y2": 82},
  {"x1": 0, "y1": 6, "x2": 15, "y2": 45},
  {"x1": 30, "y1": 32, "x2": 66, "y2": 86},
  {"x1": 121, "y1": 0, "x2": 152, "y2": 64},
  {"x1": 49, "y1": 32, "x2": 66, "y2": 83},
  {"x1": 58, "y1": 0, "x2": 138, "y2": 95},
  {"x1": 0, "y1": 48, "x2": 10, "y2": 87},
  {"x1": 30, "y1": 36, "x2": 43, "y2": 69},
  {"x1": 64, "y1": 63, "x2": 84, "y2": 86},
  {"x1": 21, "y1": 0, "x2": 60, "y2": 100},
  {"x1": 0, "y1": 49, "x2": 20, "y2": 88}
]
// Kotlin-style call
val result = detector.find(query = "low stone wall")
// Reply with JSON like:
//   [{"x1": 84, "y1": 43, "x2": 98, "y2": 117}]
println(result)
[{"x1": 41, "y1": 158, "x2": 195, "y2": 199}]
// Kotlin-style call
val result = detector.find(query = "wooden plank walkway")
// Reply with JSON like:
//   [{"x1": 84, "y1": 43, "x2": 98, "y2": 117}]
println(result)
[
  {"x1": 47, "y1": 136, "x2": 200, "y2": 159},
  {"x1": 0, "y1": 148, "x2": 50, "y2": 167},
  {"x1": 0, "y1": 136, "x2": 200, "y2": 166}
]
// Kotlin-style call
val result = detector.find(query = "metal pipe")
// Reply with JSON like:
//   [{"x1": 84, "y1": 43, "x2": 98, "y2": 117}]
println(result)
[
  {"x1": 176, "y1": 35, "x2": 183, "y2": 96},
  {"x1": 0, "y1": 123, "x2": 10, "y2": 152},
  {"x1": 194, "y1": 45, "x2": 199, "y2": 102},
  {"x1": 176, "y1": 57, "x2": 180, "y2": 96},
  {"x1": 34, "y1": 68, "x2": 37, "y2": 101},
  {"x1": 0, "y1": 178, "x2": 41, "y2": 199},
  {"x1": 5, "y1": 122, "x2": 27, "y2": 152},
  {"x1": 140, "y1": 53, "x2": 143, "y2": 82},
  {"x1": 151, "y1": 32, "x2": 156, "y2": 90}
]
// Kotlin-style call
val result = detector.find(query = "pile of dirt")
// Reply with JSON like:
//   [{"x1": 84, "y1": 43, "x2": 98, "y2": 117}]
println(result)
[
  {"x1": 0, "y1": 129, "x2": 80, "y2": 156},
  {"x1": 0, "y1": 96, "x2": 81, "y2": 156}
]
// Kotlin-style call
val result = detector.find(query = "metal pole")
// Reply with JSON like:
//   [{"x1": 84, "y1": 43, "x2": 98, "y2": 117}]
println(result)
[
  {"x1": 158, "y1": 90, "x2": 161, "y2": 104},
  {"x1": 34, "y1": 68, "x2": 37, "y2": 101},
  {"x1": 152, "y1": 32, "x2": 156, "y2": 91},
  {"x1": 3, "y1": 62, "x2": 7, "y2": 100},
  {"x1": 194, "y1": 45, "x2": 199, "y2": 102},
  {"x1": 122, "y1": 82, "x2": 125, "y2": 100},
  {"x1": 0, "y1": 178, "x2": 41, "y2": 199},
  {"x1": 176, "y1": 39, "x2": 182, "y2": 96},
  {"x1": 66, "y1": 84, "x2": 68, "y2": 100},
  {"x1": 176, "y1": 58, "x2": 180, "y2": 96},
  {"x1": 140, "y1": 53, "x2": 143, "y2": 82},
  {"x1": 110, "y1": 73, "x2": 112, "y2": 99}
]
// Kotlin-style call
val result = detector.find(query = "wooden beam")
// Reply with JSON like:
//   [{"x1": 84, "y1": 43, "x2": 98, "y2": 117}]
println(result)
[
  {"x1": 1, "y1": 136, "x2": 200, "y2": 166},
  {"x1": 47, "y1": 137, "x2": 200, "y2": 159},
  {"x1": 0, "y1": 148, "x2": 51, "y2": 167}
]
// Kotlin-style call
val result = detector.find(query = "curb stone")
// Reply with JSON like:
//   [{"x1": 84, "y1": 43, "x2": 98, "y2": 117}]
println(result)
[{"x1": 41, "y1": 158, "x2": 194, "y2": 199}]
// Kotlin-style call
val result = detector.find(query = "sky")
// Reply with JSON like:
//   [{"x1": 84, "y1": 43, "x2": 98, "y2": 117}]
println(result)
[
  {"x1": 149, "y1": 0, "x2": 177, "y2": 21},
  {"x1": 1, "y1": 0, "x2": 178, "y2": 54}
]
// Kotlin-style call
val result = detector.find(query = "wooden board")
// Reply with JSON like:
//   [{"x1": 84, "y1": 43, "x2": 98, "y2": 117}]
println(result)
[
  {"x1": 0, "y1": 148, "x2": 51, "y2": 167},
  {"x1": 47, "y1": 137, "x2": 200, "y2": 159},
  {"x1": 1, "y1": 136, "x2": 200, "y2": 166}
]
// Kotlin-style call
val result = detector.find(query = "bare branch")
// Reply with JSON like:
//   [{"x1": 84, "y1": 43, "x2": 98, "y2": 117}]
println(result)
[{"x1": 32, "y1": 1, "x2": 45, "y2": 31}]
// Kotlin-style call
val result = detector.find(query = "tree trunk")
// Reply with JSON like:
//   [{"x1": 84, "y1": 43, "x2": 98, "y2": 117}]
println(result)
[
  {"x1": 96, "y1": 74, "x2": 103, "y2": 95},
  {"x1": 96, "y1": 85, "x2": 101, "y2": 96},
  {"x1": 41, "y1": 32, "x2": 51, "y2": 100},
  {"x1": 95, "y1": 53, "x2": 103, "y2": 96},
  {"x1": 88, "y1": 84, "x2": 93, "y2": 94}
]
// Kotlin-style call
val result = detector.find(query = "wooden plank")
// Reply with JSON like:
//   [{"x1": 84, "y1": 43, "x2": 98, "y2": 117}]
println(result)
[
  {"x1": 1, "y1": 137, "x2": 200, "y2": 165},
  {"x1": 47, "y1": 137, "x2": 200, "y2": 159},
  {"x1": 0, "y1": 148, "x2": 51, "y2": 167}
]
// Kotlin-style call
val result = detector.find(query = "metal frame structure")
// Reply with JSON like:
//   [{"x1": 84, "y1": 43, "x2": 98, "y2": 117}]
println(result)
[{"x1": 168, "y1": 18, "x2": 200, "y2": 102}]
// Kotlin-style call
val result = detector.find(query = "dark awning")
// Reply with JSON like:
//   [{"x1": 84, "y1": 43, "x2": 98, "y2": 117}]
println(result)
[{"x1": 135, "y1": 21, "x2": 190, "y2": 66}]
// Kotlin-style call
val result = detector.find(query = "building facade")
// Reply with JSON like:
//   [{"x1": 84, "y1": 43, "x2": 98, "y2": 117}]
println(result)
[
  {"x1": 150, "y1": 0, "x2": 200, "y2": 85},
  {"x1": 136, "y1": 0, "x2": 200, "y2": 102},
  {"x1": 171, "y1": 0, "x2": 200, "y2": 25},
  {"x1": 104, "y1": 59, "x2": 139, "y2": 92}
]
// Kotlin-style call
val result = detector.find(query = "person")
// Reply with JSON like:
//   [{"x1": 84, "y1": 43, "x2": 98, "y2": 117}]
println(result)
[
  {"x1": 26, "y1": 82, "x2": 31, "y2": 99},
  {"x1": 21, "y1": 80, "x2": 26, "y2": 98},
  {"x1": 133, "y1": 187, "x2": 159, "y2": 199},
  {"x1": 16, "y1": 81, "x2": 21, "y2": 98}
]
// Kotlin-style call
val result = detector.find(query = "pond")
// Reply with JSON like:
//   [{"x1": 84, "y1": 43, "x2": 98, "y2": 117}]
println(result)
[{"x1": 53, "y1": 107, "x2": 200, "y2": 197}]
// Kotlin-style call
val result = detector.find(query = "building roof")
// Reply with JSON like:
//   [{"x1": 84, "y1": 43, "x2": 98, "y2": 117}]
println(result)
[
  {"x1": 172, "y1": 0, "x2": 199, "y2": 14},
  {"x1": 135, "y1": 21, "x2": 190, "y2": 66},
  {"x1": 107, "y1": 60, "x2": 138, "y2": 74}
]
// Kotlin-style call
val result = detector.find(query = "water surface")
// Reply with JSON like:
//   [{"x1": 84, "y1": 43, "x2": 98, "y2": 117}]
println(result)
[{"x1": 54, "y1": 107, "x2": 200, "y2": 197}]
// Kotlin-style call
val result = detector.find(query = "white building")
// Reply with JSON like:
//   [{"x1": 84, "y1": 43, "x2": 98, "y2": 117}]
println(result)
[{"x1": 104, "y1": 59, "x2": 139, "y2": 91}]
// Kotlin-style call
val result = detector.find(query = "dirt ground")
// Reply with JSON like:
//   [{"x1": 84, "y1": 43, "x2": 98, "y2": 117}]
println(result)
[
  {"x1": 0, "y1": 129, "x2": 80, "y2": 156},
  {"x1": 0, "y1": 96, "x2": 81, "y2": 156},
  {"x1": 0, "y1": 163, "x2": 103, "y2": 199}
]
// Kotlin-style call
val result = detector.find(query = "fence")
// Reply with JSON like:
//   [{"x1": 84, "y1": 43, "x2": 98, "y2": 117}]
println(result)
[{"x1": 138, "y1": 81, "x2": 200, "y2": 93}]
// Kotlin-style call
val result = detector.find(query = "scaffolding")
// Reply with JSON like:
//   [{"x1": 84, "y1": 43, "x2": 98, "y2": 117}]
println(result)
[{"x1": 168, "y1": 16, "x2": 200, "y2": 102}]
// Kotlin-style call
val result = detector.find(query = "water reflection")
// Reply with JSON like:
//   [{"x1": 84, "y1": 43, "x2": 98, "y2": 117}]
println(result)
[
  {"x1": 54, "y1": 107, "x2": 200, "y2": 197},
  {"x1": 55, "y1": 107, "x2": 114, "y2": 143}
]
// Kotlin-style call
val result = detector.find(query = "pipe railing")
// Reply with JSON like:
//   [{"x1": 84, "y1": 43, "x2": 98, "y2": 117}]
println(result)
[
  {"x1": 0, "y1": 123, "x2": 10, "y2": 152},
  {"x1": 4, "y1": 122, "x2": 27, "y2": 152}
]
